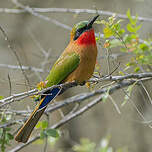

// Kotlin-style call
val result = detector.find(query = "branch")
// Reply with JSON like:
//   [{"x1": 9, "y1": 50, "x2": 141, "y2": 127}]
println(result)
[
  {"x1": 0, "y1": 119, "x2": 23, "y2": 128},
  {"x1": 0, "y1": 4, "x2": 149, "y2": 44},
  {"x1": 0, "y1": 7, "x2": 152, "y2": 22},
  {"x1": 9, "y1": 78, "x2": 151, "y2": 152},
  {"x1": 0, "y1": 25, "x2": 30, "y2": 89},
  {"x1": 0, "y1": 73, "x2": 152, "y2": 107},
  {"x1": 90, "y1": 73, "x2": 152, "y2": 82},
  {"x1": 0, "y1": 82, "x2": 78, "y2": 107},
  {"x1": 12, "y1": 0, "x2": 71, "y2": 30},
  {"x1": 0, "y1": 73, "x2": 151, "y2": 130},
  {"x1": 0, "y1": 63, "x2": 46, "y2": 73}
]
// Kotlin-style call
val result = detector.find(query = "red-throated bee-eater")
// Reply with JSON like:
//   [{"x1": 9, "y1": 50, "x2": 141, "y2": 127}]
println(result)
[{"x1": 15, "y1": 15, "x2": 99, "y2": 143}]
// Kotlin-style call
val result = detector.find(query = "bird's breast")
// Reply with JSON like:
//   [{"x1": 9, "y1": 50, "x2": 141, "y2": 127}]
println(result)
[{"x1": 63, "y1": 43, "x2": 97, "y2": 83}]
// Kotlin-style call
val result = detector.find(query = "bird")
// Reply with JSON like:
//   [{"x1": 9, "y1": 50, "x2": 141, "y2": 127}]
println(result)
[{"x1": 15, "y1": 15, "x2": 99, "y2": 143}]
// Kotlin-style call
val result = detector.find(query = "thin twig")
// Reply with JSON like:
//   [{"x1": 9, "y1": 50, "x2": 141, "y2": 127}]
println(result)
[
  {"x1": 140, "y1": 82, "x2": 152, "y2": 104},
  {"x1": 7, "y1": 74, "x2": 12, "y2": 96},
  {"x1": 121, "y1": 87, "x2": 147, "y2": 122},
  {"x1": 105, "y1": 48, "x2": 110, "y2": 75},
  {"x1": 0, "y1": 119, "x2": 23, "y2": 128},
  {"x1": 109, "y1": 95, "x2": 121, "y2": 114},
  {"x1": 90, "y1": 72, "x2": 152, "y2": 82},
  {"x1": 0, "y1": 25, "x2": 30, "y2": 89},
  {"x1": 0, "y1": 63, "x2": 46, "y2": 73},
  {"x1": 0, "y1": 81, "x2": 78, "y2": 107}
]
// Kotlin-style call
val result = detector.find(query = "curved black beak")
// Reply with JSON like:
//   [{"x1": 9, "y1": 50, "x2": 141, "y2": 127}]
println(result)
[
  {"x1": 73, "y1": 15, "x2": 99, "y2": 41},
  {"x1": 87, "y1": 15, "x2": 99, "y2": 28}
]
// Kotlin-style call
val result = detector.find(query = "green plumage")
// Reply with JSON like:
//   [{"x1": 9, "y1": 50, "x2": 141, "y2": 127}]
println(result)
[
  {"x1": 74, "y1": 21, "x2": 88, "y2": 31},
  {"x1": 45, "y1": 52, "x2": 80, "y2": 87}
]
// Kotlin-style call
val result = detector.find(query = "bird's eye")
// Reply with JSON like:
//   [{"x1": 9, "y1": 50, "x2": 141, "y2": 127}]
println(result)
[
  {"x1": 74, "y1": 25, "x2": 87, "y2": 40},
  {"x1": 76, "y1": 28, "x2": 82, "y2": 33}
]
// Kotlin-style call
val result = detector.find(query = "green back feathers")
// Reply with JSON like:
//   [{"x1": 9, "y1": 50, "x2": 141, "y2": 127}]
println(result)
[{"x1": 45, "y1": 52, "x2": 80, "y2": 87}]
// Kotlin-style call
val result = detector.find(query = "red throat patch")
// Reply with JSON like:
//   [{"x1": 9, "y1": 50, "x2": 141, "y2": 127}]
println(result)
[{"x1": 76, "y1": 29, "x2": 96, "y2": 45}]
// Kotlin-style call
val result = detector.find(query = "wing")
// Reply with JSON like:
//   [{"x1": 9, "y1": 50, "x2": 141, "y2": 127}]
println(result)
[
  {"x1": 45, "y1": 52, "x2": 80, "y2": 87},
  {"x1": 15, "y1": 52, "x2": 80, "y2": 143}
]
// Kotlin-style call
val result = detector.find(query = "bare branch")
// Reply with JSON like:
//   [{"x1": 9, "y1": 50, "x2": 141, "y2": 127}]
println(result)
[
  {"x1": 0, "y1": 7, "x2": 152, "y2": 23},
  {"x1": 0, "y1": 119, "x2": 23, "y2": 128},
  {"x1": 0, "y1": 73, "x2": 151, "y2": 130},
  {"x1": 0, "y1": 25, "x2": 30, "y2": 89},
  {"x1": 90, "y1": 73, "x2": 152, "y2": 82},
  {"x1": 0, "y1": 81, "x2": 78, "y2": 107},
  {"x1": 0, "y1": 4, "x2": 149, "y2": 44},
  {"x1": 0, "y1": 63, "x2": 46, "y2": 73},
  {"x1": 12, "y1": 0, "x2": 71, "y2": 30},
  {"x1": 0, "y1": 73, "x2": 152, "y2": 107},
  {"x1": 140, "y1": 82, "x2": 152, "y2": 104},
  {"x1": 9, "y1": 78, "x2": 151, "y2": 152},
  {"x1": 109, "y1": 95, "x2": 121, "y2": 114},
  {"x1": 7, "y1": 74, "x2": 12, "y2": 96}
]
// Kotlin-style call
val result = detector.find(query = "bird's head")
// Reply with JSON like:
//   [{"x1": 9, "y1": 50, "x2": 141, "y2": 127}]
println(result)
[{"x1": 71, "y1": 15, "x2": 99, "y2": 45}]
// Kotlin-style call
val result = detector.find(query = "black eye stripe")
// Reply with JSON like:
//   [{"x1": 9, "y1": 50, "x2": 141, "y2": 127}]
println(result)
[
  {"x1": 77, "y1": 25, "x2": 87, "y2": 32},
  {"x1": 74, "y1": 25, "x2": 91, "y2": 40}
]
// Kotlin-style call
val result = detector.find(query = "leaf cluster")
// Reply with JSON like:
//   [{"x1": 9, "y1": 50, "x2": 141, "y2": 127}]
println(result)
[
  {"x1": 0, "y1": 113, "x2": 13, "y2": 152},
  {"x1": 96, "y1": 9, "x2": 152, "y2": 72}
]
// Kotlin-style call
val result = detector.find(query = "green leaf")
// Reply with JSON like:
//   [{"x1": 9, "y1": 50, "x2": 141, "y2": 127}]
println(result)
[
  {"x1": 134, "y1": 67, "x2": 140, "y2": 72},
  {"x1": 42, "y1": 121, "x2": 48, "y2": 129},
  {"x1": 36, "y1": 121, "x2": 48, "y2": 129},
  {"x1": 126, "y1": 9, "x2": 131, "y2": 20},
  {"x1": 73, "y1": 138, "x2": 96, "y2": 152},
  {"x1": 130, "y1": 34, "x2": 138, "y2": 39},
  {"x1": 113, "y1": 23, "x2": 120, "y2": 31},
  {"x1": 126, "y1": 9, "x2": 137, "y2": 25},
  {"x1": 103, "y1": 27, "x2": 113, "y2": 38},
  {"x1": 127, "y1": 24, "x2": 135, "y2": 33},
  {"x1": 139, "y1": 43, "x2": 149, "y2": 51},
  {"x1": 118, "y1": 29, "x2": 125, "y2": 35},
  {"x1": 0, "y1": 96, "x2": 4, "y2": 100},
  {"x1": 5, "y1": 128, "x2": 11, "y2": 132},
  {"x1": 45, "y1": 129, "x2": 59, "y2": 138},
  {"x1": 40, "y1": 131, "x2": 46, "y2": 139},
  {"x1": 5, "y1": 133, "x2": 13, "y2": 141},
  {"x1": 135, "y1": 24, "x2": 142, "y2": 32},
  {"x1": 126, "y1": 62, "x2": 135, "y2": 67},
  {"x1": 36, "y1": 121, "x2": 42, "y2": 129},
  {"x1": 123, "y1": 34, "x2": 132, "y2": 43}
]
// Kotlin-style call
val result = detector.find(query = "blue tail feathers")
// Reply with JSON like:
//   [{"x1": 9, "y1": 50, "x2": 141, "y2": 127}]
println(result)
[{"x1": 38, "y1": 87, "x2": 62, "y2": 110}]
